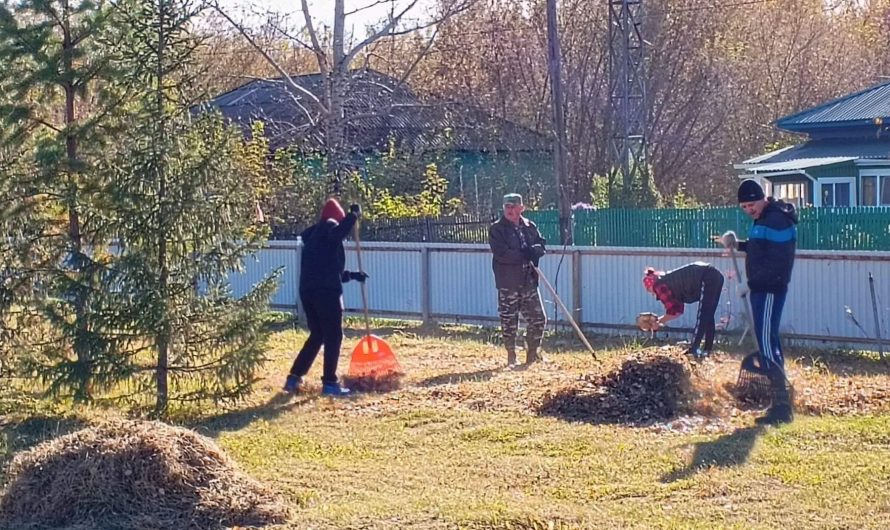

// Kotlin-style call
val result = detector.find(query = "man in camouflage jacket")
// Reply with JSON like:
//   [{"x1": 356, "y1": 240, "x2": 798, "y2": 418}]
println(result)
[{"x1": 488, "y1": 193, "x2": 547, "y2": 366}]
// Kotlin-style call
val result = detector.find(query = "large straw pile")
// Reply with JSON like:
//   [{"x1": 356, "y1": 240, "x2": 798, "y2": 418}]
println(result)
[{"x1": 0, "y1": 420, "x2": 287, "y2": 530}]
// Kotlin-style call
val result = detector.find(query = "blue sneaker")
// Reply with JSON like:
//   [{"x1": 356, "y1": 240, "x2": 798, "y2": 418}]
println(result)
[
  {"x1": 685, "y1": 348, "x2": 710, "y2": 360},
  {"x1": 321, "y1": 382, "x2": 351, "y2": 397},
  {"x1": 283, "y1": 374, "x2": 303, "y2": 393}
]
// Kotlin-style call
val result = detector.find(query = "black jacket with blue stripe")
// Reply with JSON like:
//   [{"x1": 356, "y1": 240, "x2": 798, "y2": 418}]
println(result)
[{"x1": 738, "y1": 198, "x2": 798, "y2": 294}]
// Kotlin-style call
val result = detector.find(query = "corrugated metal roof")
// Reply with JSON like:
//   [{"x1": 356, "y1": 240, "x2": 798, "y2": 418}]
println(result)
[
  {"x1": 776, "y1": 80, "x2": 890, "y2": 131},
  {"x1": 745, "y1": 157, "x2": 855, "y2": 173},
  {"x1": 741, "y1": 138, "x2": 890, "y2": 165},
  {"x1": 205, "y1": 69, "x2": 550, "y2": 153},
  {"x1": 741, "y1": 145, "x2": 796, "y2": 165}
]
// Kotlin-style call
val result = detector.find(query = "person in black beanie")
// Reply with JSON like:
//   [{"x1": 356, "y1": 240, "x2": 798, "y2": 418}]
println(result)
[
  {"x1": 715, "y1": 179, "x2": 798, "y2": 425},
  {"x1": 283, "y1": 198, "x2": 368, "y2": 397},
  {"x1": 641, "y1": 262, "x2": 725, "y2": 359}
]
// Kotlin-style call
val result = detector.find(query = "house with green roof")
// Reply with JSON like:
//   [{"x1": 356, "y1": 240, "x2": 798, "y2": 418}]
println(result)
[{"x1": 735, "y1": 81, "x2": 890, "y2": 207}]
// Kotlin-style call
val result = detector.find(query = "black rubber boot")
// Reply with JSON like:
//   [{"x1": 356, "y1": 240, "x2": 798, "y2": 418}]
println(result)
[{"x1": 755, "y1": 374, "x2": 793, "y2": 426}]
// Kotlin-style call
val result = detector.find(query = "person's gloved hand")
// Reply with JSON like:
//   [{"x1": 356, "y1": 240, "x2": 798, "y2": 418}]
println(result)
[
  {"x1": 349, "y1": 203, "x2": 361, "y2": 217},
  {"x1": 341, "y1": 271, "x2": 369, "y2": 283},
  {"x1": 523, "y1": 244, "x2": 545, "y2": 264},
  {"x1": 712, "y1": 230, "x2": 737, "y2": 249}
]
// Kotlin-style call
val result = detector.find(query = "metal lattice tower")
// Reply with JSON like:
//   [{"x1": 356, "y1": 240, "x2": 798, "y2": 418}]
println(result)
[{"x1": 608, "y1": 0, "x2": 648, "y2": 201}]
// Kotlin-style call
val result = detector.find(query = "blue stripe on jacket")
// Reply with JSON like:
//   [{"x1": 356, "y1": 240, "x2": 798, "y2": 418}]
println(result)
[{"x1": 749, "y1": 224, "x2": 797, "y2": 243}]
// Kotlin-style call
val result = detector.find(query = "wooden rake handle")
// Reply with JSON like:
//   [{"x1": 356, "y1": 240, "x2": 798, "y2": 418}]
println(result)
[
  {"x1": 728, "y1": 245, "x2": 757, "y2": 343},
  {"x1": 353, "y1": 219, "x2": 371, "y2": 337},
  {"x1": 531, "y1": 263, "x2": 597, "y2": 360}
]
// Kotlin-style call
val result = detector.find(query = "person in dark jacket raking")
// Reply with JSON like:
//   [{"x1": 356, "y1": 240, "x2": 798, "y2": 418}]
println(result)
[
  {"x1": 715, "y1": 179, "x2": 798, "y2": 425},
  {"x1": 488, "y1": 193, "x2": 547, "y2": 367},
  {"x1": 283, "y1": 198, "x2": 368, "y2": 397},
  {"x1": 641, "y1": 262, "x2": 725, "y2": 359}
]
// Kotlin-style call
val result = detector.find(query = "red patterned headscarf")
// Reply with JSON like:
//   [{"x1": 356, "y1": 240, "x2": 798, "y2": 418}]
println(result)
[{"x1": 642, "y1": 267, "x2": 663, "y2": 291}]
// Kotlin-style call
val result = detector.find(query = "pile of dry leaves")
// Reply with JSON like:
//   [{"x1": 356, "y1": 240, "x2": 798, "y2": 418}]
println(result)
[{"x1": 536, "y1": 351, "x2": 693, "y2": 424}]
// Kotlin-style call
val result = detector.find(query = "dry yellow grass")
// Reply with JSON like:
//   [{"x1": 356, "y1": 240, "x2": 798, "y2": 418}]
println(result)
[{"x1": 2, "y1": 319, "x2": 890, "y2": 529}]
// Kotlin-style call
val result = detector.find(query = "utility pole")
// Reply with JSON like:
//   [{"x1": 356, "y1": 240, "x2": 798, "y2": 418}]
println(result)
[
  {"x1": 608, "y1": 0, "x2": 648, "y2": 206},
  {"x1": 546, "y1": 0, "x2": 572, "y2": 244}
]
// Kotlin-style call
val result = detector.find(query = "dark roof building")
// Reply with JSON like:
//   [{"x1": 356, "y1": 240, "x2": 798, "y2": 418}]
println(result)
[{"x1": 206, "y1": 69, "x2": 549, "y2": 153}]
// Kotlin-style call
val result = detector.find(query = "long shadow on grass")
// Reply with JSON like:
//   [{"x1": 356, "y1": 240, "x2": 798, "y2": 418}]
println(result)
[
  {"x1": 341, "y1": 320, "x2": 502, "y2": 344},
  {"x1": 416, "y1": 367, "x2": 501, "y2": 387},
  {"x1": 191, "y1": 392, "x2": 318, "y2": 439},
  {"x1": 660, "y1": 425, "x2": 765, "y2": 483}
]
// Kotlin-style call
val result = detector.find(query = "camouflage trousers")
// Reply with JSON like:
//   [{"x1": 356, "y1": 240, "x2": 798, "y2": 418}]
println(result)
[{"x1": 497, "y1": 286, "x2": 547, "y2": 361}]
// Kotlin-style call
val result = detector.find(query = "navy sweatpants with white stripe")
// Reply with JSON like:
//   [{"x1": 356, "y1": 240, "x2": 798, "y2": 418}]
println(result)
[
  {"x1": 750, "y1": 289, "x2": 787, "y2": 378},
  {"x1": 690, "y1": 267, "x2": 724, "y2": 352}
]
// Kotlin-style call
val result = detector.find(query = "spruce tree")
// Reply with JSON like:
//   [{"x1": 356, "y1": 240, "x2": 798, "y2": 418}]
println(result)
[
  {"x1": 105, "y1": 0, "x2": 278, "y2": 413},
  {"x1": 0, "y1": 0, "x2": 125, "y2": 400}
]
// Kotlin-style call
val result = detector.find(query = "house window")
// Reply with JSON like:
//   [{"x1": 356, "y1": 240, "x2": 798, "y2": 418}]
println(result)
[
  {"x1": 773, "y1": 182, "x2": 806, "y2": 207},
  {"x1": 821, "y1": 182, "x2": 851, "y2": 206},
  {"x1": 862, "y1": 176, "x2": 877, "y2": 206},
  {"x1": 860, "y1": 173, "x2": 890, "y2": 206}
]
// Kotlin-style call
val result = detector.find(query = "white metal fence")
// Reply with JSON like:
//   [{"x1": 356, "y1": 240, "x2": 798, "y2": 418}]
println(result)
[{"x1": 230, "y1": 241, "x2": 890, "y2": 350}]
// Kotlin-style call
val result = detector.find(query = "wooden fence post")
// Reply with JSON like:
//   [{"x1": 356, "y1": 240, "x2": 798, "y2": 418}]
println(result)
[
  {"x1": 295, "y1": 239, "x2": 306, "y2": 325},
  {"x1": 572, "y1": 249, "x2": 583, "y2": 326},
  {"x1": 421, "y1": 246, "x2": 432, "y2": 325}
]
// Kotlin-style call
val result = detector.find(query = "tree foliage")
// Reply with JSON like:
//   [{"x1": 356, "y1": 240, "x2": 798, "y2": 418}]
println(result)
[
  {"x1": 396, "y1": 0, "x2": 890, "y2": 205},
  {"x1": 0, "y1": 0, "x2": 282, "y2": 414}
]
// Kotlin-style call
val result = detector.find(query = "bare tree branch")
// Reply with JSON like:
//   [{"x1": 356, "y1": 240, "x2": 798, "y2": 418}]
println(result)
[
  {"x1": 341, "y1": 0, "x2": 422, "y2": 68},
  {"x1": 34, "y1": 117, "x2": 64, "y2": 134},
  {"x1": 269, "y1": 23, "x2": 315, "y2": 54},
  {"x1": 344, "y1": 0, "x2": 394, "y2": 17},
  {"x1": 208, "y1": 1, "x2": 326, "y2": 122},
  {"x1": 396, "y1": 23, "x2": 440, "y2": 85},
  {"x1": 301, "y1": 0, "x2": 328, "y2": 75}
]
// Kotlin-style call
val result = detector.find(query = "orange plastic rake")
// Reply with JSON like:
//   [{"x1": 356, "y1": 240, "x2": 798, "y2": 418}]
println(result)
[{"x1": 348, "y1": 222, "x2": 402, "y2": 379}]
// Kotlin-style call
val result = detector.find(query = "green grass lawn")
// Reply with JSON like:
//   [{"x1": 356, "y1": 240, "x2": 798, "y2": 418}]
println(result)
[{"x1": 2, "y1": 321, "x2": 890, "y2": 529}]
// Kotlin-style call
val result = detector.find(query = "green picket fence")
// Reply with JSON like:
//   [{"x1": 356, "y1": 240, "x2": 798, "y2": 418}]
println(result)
[
  {"x1": 360, "y1": 206, "x2": 890, "y2": 250},
  {"x1": 571, "y1": 207, "x2": 748, "y2": 248},
  {"x1": 796, "y1": 207, "x2": 890, "y2": 251},
  {"x1": 568, "y1": 206, "x2": 890, "y2": 250},
  {"x1": 523, "y1": 210, "x2": 561, "y2": 243}
]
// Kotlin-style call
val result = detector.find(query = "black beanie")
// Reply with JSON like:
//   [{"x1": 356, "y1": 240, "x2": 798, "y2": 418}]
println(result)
[{"x1": 737, "y1": 179, "x2": 765, "y2": 202}]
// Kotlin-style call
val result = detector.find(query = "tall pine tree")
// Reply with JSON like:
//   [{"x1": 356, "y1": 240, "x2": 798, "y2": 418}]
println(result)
[
  {"x1": 105, "y1": 0, "x2": 278, "y2": 413},
  {"x1": 0, "y1": 0, "x2": 127, "y2": 400}
]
